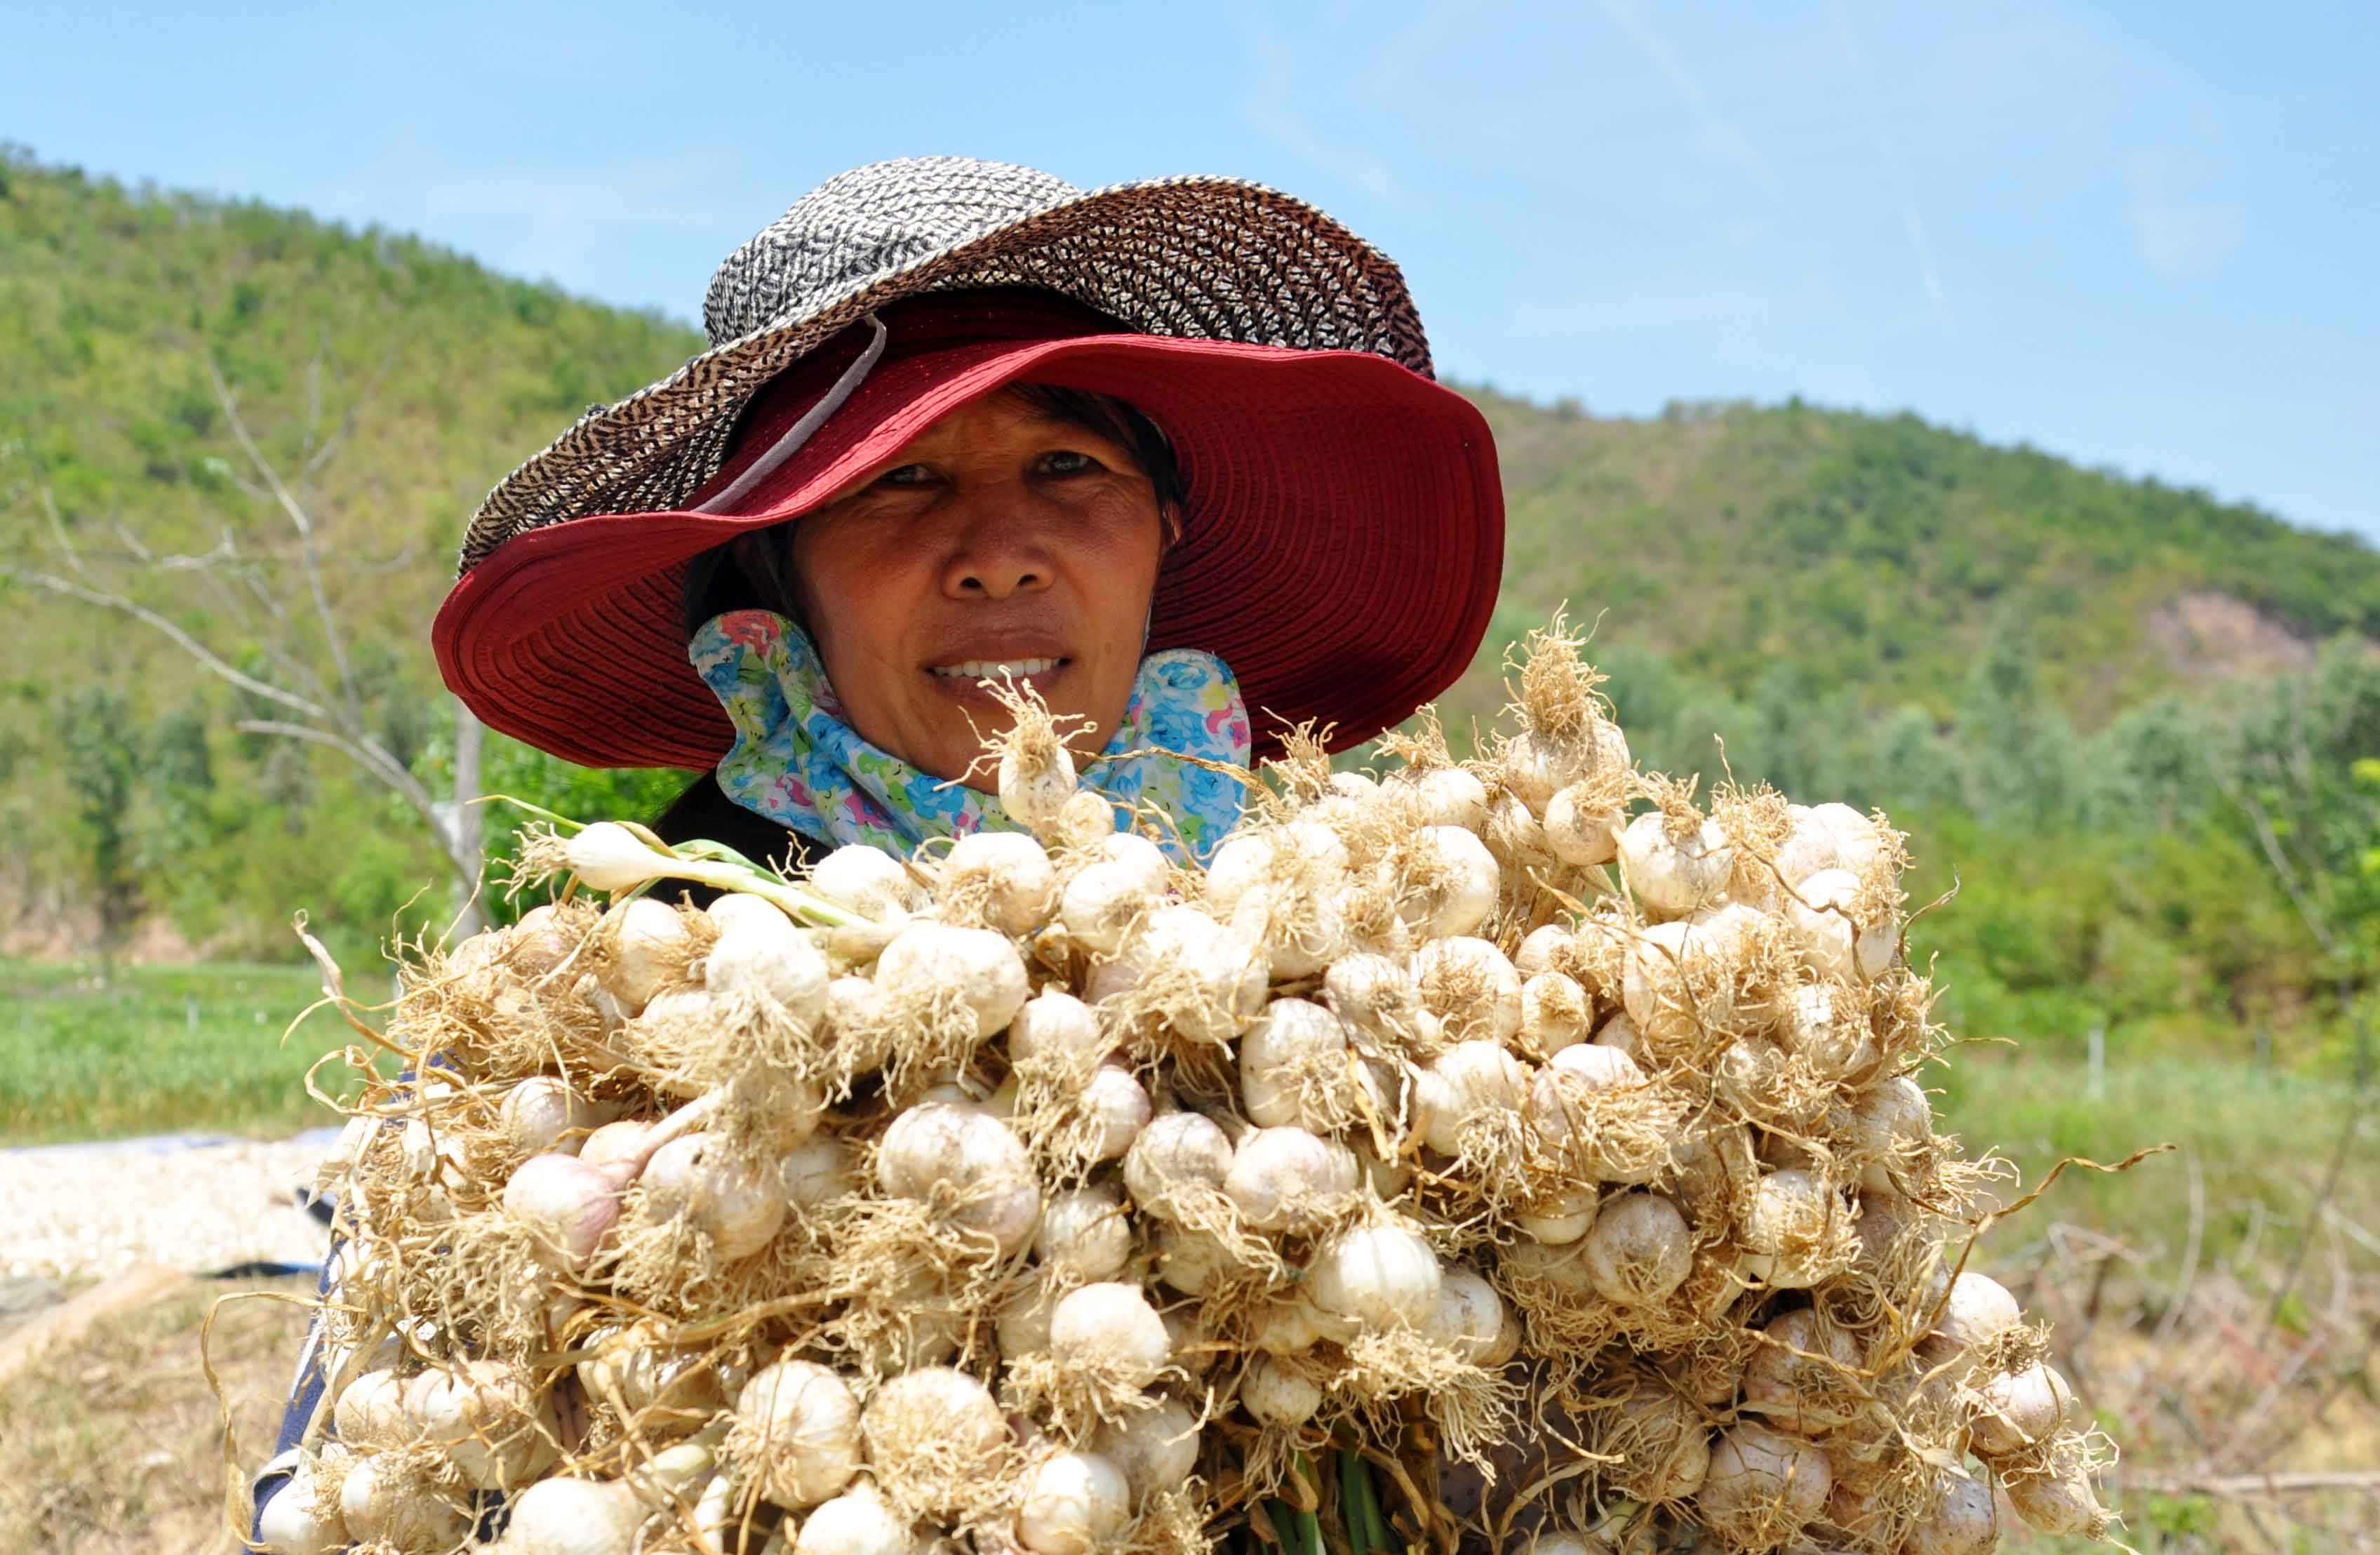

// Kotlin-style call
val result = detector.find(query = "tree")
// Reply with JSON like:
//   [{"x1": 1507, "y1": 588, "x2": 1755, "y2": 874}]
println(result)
[
  {"x1": 49, "y1": 686, "x2": 146, "y2": 973},
  {"x1": 11, "y1": 349, "x2": 488, "y2": 938}
]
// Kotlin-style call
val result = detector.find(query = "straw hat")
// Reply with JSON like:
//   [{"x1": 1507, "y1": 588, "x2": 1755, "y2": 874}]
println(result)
[{"x1": 434, "y1": 155, "x2": 1503, "y2": 767}]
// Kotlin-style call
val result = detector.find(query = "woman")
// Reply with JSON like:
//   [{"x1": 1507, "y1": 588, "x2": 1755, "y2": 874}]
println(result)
[{"x1": 253, "y1": 154, "x2": 1504, "y2": 1535}]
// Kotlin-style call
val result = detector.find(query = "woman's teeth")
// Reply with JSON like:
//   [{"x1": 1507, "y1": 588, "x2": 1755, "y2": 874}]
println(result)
[{"x1": 930, "y1": 658, "x2": 1061, "y2": 681}]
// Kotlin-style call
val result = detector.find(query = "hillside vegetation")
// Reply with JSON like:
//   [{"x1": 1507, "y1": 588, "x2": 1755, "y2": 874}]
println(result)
[{"x1": 6, "y1": 147, "x2": 2380, "y2": 1075}]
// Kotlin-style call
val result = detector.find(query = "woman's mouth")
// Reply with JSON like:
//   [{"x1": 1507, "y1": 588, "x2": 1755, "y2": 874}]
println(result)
[
  {"x1": 928, "y1": 658, "x2": 1064, "y2": 681},
  {"x1": 924, "y1": 656, "x2": 1072, "y2": 702}
]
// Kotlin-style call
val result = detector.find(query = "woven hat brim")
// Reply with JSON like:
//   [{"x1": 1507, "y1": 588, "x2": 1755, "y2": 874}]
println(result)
[
  {"x1": 458, "y1": 175, "x2": 1429, "y2": 573},
  {"x1": 434, "y1": 333, "x2": 1502, "y2": 769}
]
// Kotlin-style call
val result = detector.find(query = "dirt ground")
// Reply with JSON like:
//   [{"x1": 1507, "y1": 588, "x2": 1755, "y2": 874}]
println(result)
[{"x1": 0, "y1": 1275, "x2": 313, "y2": 1554}]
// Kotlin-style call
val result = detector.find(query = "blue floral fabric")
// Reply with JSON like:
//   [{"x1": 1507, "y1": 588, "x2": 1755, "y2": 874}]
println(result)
[{"x1": 689, "y1": 610, "x2": 1250, "y2": 864}]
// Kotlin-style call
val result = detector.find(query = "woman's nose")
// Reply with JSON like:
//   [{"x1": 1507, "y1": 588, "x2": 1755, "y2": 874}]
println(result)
[{"x1": 938, "y1": 499, "x2": 1055, "y2": 601}]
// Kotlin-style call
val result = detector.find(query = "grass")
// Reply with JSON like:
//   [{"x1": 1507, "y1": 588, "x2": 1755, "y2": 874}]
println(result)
[
  {"x1": 1936, "y1": 1048, "x2": 2379, "y2": 1269},
  {"x1": 0, "y1": 959, "x2": 359, "y2": 1144}
]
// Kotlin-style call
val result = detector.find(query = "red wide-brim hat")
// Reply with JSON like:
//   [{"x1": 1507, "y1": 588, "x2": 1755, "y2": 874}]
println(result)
[{"x1": 434, "y1": 158, "x2": 1504, "y2": 768}]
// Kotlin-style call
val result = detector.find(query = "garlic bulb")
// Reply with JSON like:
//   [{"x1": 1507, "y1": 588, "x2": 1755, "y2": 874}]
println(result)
[
  {"x1": 1420, "y1": 1041, "x2": 1529, "y2": 1157},
  {"x1": 1593, "y1": 1010, "x2": 1644, "y2": 1061},
  {"x1": 1904, "y1": 1471, "x2": 1998, "y2": 1555},
  {"x1": 640, "y1": 1132, "x2": 790, "y2": 1260},
  {"x1": 1082, "y1": 1064, "x2": 1152, "y2": 1161},
  {"x1": 1322, "y1": 953, "x2": 1424, "y2": 1037},
  {"x1": 1544, "y1": 780, "x2": 1624, "y2": 867},
  {"x1": 996, "y1": 1283, "x2": 1058, "y2": 1356},
  {"x1": 1581, "y1": 1192, "x2": 1692, "y2": 1307},
  {"x1": 704, "y1": 913, "x2": 832, "y2": 1022},
  {"x1": 1518, "y1": 970, "x2": 1592, "y2": 1056},
  {"x1": 795, "y1": 1479, "x2": 925, "y2": 1555},
  {"x1": 1970, "y1": 1361, "x2": 2073, "y2": 1457},
  {"x1": 1426, "y1": 1265, "x2": 1518, "y2": 1365},
  {"x1": 254, "y1": 1451, "x2": 347, "y2": 1555},
  {"x1": 404, "y1": 1359, "x2": 559, "y2": 1488},
  {"x1": 501, "y1": 1076, "x2": 612, "y2": 1158},
  {"x1": 1008, "y1": 989, "x2": 1109, "y2": 1071},
  {"x1": 331, "y1": 1366, "x2": 408, "y2": 1449},
  {"x1": 1057, "y1": 860, "x2": 1157, "y2": 957},
  {"x1": 599, "y1": 896, "x2": 695, "y2": 1014},
  {"x1": 1308, "y1": 1219, "x2": 1443, "y2": 1329},
  {"x1": 1779, "y1": 982, "x2": 1876, "y2": 1082},
  {"x1": 1123, "y1": 1111, "x2": 1234, "y2": 1220},
  {"x1": 1617, "y1": 809, "x2": 1732, "y2": 918},
  {"x1": 1238, "y1": 998, "x2": 1351, "y2": 1130},
  {"x1": 1920, "y1": 1271, "x2": 2024, "y2": 1377},
  {"x1": 1151, "y1": 1221, "x2": 1230, "y2": 1295},
  {"x1": 577, "y1": 1319, "x2": 726, "y2": 1424},
  {"x1": 1048, "y1": 1281, "x2": 1172, "y2": 1390},
  {"x1": 781, "y1": 1135, "x2": 853, "y2": 1209},
  {"x1": 1738, "y1": 1307, "x2": 1864, "y2": 1431},
  {"x1": 1398, "y1": 825, "x2": 1500, "y2": 939},
  {"x1": 1414, "y1": 935, "x2": 1525, "y2": 1043},
  {"x1": 338, "y1": 1455, "x2": 472, "y2": 1550},
  {"x1": 875, "y1": 1102, "x2": 1042, "y2": 1256},
  {"x1": 1102, "y1": 904, "x2": 1266, "y2": 1046},
  {"x1": 1036, "y1": 1186, "x2": 1133, "y2": 1282},
  {"x1": 1847, "y1": 1073, "x2": 1934, "y2": 1192},
  {"x1": 1248, "y1": 1291, "x2": 1351, "y2": 1355},
  {"x1": 1599, "y1": 1384, "x2": 1711, "y2": 1502},
  {"x1": 1410, "y1": 765, "x2": 1489, "y2": 830},
  {"x1": 1737, "y1": 1168, "x2": 1852, "y2": 1290},
  {"x1": 1016, "y1": 1450, "x2": 1130, "y2": 1555},
  {"x1": 1786, "y1": 867, "x2": 1896, "y2": 982},
  {"x1": 942, "y1": 830, "x2": 1059, "y2": 935},
  {"x1": 1620, "y1": 916, "x2": 1745, "y2": 1054},
  {"x1": 1092, "y1": 1396, "x2": 1202, "y2": 1500},
  {"x1": 1224, "y1": 1126, "x2": 1360, "y2": 1230},
  {"x1": 1774, "y1": 804, "x2": 1845, "y2": 888},
  {"x1": 999, "y1": 734, "x2": 1080, "y2": 834},
  {"x1": 1809, "y1": 801, "x2": 1889, "y2": 877},
  {"x1": 497, "y1": 1475, "x2": 648, "y2": 1555},
  {"x1": 1516, "y1": 1182, "x2": 1598, "y2": 1246},
  {"x1": 1241, "y1": 1356, "x2": 1323, "y2": 1427},
  {"x1": 1525, "y1": 1042, "x2": 1657, "y2": 1182},
  {"x1": 1697, "y1": 1422, "x2": 1831, "y2": 1546},
  {"x1": 810, "y1": 845, "x2": 923, "y2": 919},
  {"x1": 1999, "y1": 1462, "x2": 2106, "y2": 1536},
  {"x1": 874, "y1": 921, "x2": 1030, "y2": 1041},
  {"x1": 734, "y1": 1357, "x2": 863, "y2": 1508},
  {"x1": 859, "y1": 1368, "x2": 1009, "y2": 1519},
  {"x1": 707, "y1": 889, "x2": 791, "y2": 937}
]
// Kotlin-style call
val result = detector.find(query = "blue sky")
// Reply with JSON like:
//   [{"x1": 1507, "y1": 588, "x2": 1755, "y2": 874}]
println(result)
[{"x1": 10, "y1": 1, "x2": 2379, "y2": 539}]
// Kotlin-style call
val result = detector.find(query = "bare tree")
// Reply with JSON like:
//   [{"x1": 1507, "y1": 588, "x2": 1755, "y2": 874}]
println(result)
[{"x1": 11, "y1": 349, "x2": 487, "y2": 937}]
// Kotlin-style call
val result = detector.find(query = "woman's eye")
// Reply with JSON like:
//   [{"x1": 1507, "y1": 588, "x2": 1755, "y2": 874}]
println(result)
[
  {"x1": 877, "y1": 463, "x2": 932, "y2": 487},
  {"x1": 1041, "y1": 450, "x2": 1096, "y2": 475}
]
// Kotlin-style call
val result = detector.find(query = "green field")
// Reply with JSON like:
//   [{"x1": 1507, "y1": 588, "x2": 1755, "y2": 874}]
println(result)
[{"x1": 0, "y1": 958, "x2": 356, "y2": 1142}]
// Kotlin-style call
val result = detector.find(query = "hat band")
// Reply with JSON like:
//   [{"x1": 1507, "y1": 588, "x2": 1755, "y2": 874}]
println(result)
[{"x1": 693, "y1": 314, "x2": 889, "y2": 516}]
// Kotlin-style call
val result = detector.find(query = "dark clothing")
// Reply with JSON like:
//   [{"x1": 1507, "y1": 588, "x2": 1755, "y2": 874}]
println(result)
[{"x1": 649, "y1": 771, "x2": 823, "y2": 883}]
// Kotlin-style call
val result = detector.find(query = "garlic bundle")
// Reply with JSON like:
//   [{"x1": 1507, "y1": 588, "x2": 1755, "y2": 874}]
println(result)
[{"x1": 268, "y1": 613, "x2": 2110, "y2": 1555}]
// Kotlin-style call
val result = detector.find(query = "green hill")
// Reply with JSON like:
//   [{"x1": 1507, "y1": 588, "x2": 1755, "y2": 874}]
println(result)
[
  {"x1": 6, "y1": 149, "x2": 2379, "y2": 1068},
  {"x1": 1445, "y1": 392, "x2": 2379, "y2": 730}
]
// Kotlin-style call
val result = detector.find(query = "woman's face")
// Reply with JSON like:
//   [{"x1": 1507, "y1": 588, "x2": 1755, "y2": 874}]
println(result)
[{"x1": 784, "y1": 386, "x2": 1169, "y2": 789}]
